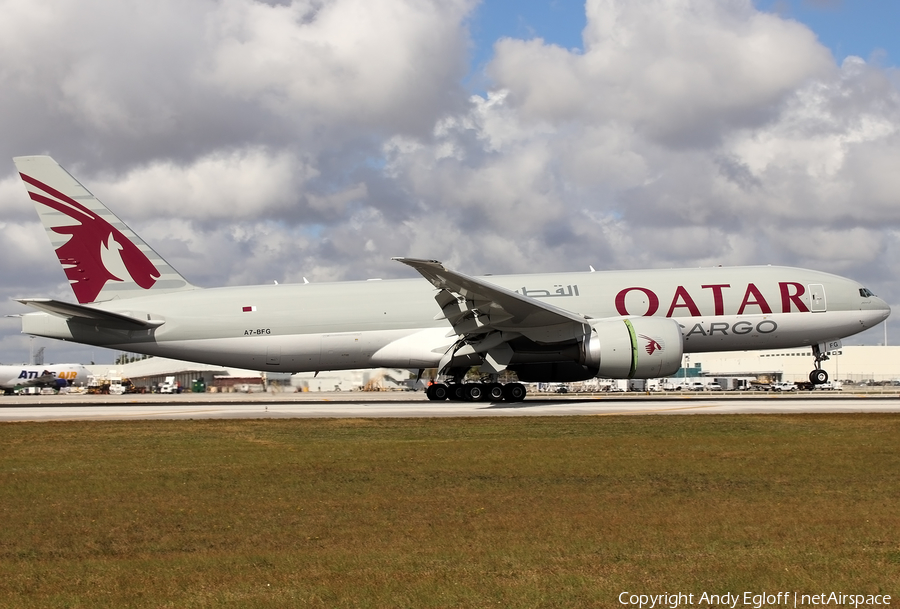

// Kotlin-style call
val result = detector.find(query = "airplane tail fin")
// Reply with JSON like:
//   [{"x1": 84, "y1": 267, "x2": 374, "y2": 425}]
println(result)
[{"x1": 14, "y1": 156, "x2": 196, "y2": 304}]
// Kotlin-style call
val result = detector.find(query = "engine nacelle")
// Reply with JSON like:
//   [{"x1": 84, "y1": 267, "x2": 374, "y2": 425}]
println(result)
[{"x1": 583, "y1": 317, "x2": 684, "y2": 379}]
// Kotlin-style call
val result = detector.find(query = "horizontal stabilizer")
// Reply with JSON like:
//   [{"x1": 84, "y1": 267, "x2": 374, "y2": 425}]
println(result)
[{"x1": 17, "y1": 298, "x2": 164, "y2": 330}]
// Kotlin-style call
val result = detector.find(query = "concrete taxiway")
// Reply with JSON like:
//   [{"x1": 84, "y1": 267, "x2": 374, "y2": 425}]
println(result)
[{"x1": 0, "y1": 391, "x2": 898, "y2": 421}]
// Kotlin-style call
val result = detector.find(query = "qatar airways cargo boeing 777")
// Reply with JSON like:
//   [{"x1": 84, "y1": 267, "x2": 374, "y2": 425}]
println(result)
[{"x1": 11, "y1": 156, "x2": 890, "y2": 401}]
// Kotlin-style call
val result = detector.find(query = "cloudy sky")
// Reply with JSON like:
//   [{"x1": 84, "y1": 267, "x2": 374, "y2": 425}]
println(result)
[{"x1": 0, "y1": 0, "x2": 898, "y2": 364}]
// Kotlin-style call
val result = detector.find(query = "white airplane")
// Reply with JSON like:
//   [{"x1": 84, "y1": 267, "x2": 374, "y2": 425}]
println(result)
[
  {"x1": 11, "y1": 156, "x2": 891, "y2": 401},
  {"x1": 0, "y1": 363, "x2": 90, "y2": 394}
]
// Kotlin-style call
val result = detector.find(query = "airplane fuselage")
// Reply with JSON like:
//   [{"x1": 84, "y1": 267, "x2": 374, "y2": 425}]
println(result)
[{"x1": 21, "y1": 265, "x2": 889, "y2": 374}]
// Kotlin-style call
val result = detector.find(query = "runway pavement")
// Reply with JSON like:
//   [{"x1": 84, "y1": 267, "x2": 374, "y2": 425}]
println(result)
[{"x1": 0, "y1": 390, "x2": 898, "y2": 421}]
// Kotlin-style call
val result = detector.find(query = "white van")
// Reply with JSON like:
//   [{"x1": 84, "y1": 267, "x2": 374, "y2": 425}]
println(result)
[{"x1": 773, "y1": 381, "x2": 796, "y2": 392}]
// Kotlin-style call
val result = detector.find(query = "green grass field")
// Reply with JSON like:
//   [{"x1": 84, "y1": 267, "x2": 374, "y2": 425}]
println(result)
[{"x1": 0, "y1": 415, "x2": 897, "y2": 608}]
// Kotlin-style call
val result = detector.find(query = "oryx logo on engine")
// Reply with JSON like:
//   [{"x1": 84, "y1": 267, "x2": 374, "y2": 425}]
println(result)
[{"x1": 639, "y1": 334, "x2": 663, "y2": 355}]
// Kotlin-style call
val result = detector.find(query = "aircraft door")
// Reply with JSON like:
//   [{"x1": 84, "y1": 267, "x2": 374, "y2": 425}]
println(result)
[
  {"x1": 808, "y1": 284, "x2": 826, "y2": 312},
  {"x1": 321, "y1": 333, "x2": 366, "y2": 368}
]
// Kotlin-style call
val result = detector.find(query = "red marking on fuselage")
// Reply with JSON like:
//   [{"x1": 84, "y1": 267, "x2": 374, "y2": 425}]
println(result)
[
  {"x1": 615, "y1": 282, "x2": 809, "y2": 317},
  {"x1": 21, "y1": 173, "x2": 159, "y2": 303},
  {"x1": 639, "y1": 334, "x2": 662, "y2": 355}
]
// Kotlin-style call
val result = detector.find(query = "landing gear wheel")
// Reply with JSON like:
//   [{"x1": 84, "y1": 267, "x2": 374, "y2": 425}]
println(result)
[
  {"x1": 426, "y1": 383, "x2": 448, "y2": 401},
  {"x1": 447, "y1": 384, "x2": 465, "y2": 401},
  {"x1": 502, "y1": 383, "x2": 527, "y2": 402},
  {"x1": 809, "y1": 344, "x2": 831, "y2": 386},
  {"x1": 486, "y1": 383, "x2": 504, "y2": 402},
  {"x1": 809, "y1": 369, "x2": 828, "y2": 385},
  {"x1": 464, "y1": 384, "x2": 484, "y2": 402}
]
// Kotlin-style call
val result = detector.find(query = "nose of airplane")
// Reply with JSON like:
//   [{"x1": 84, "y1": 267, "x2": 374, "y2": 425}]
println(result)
[
  {"x1": 877, "y1": 297, "x2": 891, "y2": 321},
  {"x1": 862, "y1": 295, "x2": 891, "y2": 323},
  {"x1": 851, "y1": 282, "x2": 891, "y2": 331}
]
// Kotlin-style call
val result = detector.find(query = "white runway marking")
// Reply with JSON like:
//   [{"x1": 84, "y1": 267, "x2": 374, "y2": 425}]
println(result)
[{"x1": 0, "y1": 391, "x2": 898, "y2": 421}]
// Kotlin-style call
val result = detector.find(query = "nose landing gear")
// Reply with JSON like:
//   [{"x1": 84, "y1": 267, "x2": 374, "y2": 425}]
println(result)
[{"x1": 809, "y1": 344, "x2": 829, "y2": 385}]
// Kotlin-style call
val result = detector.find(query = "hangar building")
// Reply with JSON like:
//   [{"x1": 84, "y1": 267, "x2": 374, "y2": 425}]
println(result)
[{"x1": 685, "y1": 346, "x2": 899, "y2": 384}]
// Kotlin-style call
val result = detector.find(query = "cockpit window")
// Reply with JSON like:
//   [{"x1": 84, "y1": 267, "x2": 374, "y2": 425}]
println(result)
[{"x1": 859, "y1": 288, "x2": 876, "y2": 298}]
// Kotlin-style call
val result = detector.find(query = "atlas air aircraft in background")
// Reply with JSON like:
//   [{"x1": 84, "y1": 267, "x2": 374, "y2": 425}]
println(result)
[
  {"x1": 11, "y1": 156, "x2": 891, "y2": 402},
  {"x1": 0, "y1": 364, "x2": 90, "y2": 394}
]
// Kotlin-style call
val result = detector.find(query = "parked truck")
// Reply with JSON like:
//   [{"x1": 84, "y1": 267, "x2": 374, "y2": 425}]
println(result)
[
  {"x1": 159, "y1": 376, "x2": 178, "y2": 394},
  {"x1": 713, "y1": 377, "x2": 756, "y2": 391}
]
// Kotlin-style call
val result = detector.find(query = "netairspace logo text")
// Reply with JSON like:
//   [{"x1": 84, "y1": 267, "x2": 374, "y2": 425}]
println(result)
[{"x1": 618, "y1": 591, "x2": 891, "y2": 608}]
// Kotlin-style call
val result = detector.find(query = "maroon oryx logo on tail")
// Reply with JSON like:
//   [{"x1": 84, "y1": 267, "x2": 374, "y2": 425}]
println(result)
[
  {"x1": 20, "y1": 173, "x2": 160, "y2": 304},
  {"x1": 639, "y1": 334, "x2": 663, "y2": 355}
]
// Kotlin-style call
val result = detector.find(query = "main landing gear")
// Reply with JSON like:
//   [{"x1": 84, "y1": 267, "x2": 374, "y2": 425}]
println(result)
[
  {"x1": 809, "y1": 344, "x2": 829, "y2": 385},
  {"x1": 425, "y1": 381, "x2": 527, "y2": 402}
]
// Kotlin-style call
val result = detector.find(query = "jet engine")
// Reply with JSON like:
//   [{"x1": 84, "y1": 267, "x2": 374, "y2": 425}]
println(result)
[
  {"x1": 509, "y1": 317, "x2": 684, "y2": 382},
  {"x1": 581, "y1": 317, "x2": 684, "y2": 379}
]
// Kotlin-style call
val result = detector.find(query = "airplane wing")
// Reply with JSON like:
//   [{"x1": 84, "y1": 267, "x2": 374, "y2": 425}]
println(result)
[
  {"x1": 394, "y1": 258, "x2": 591, "y2": 372},
  {"x1": 17, "y1": 298, "x2": 164, "y2": 330}
]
